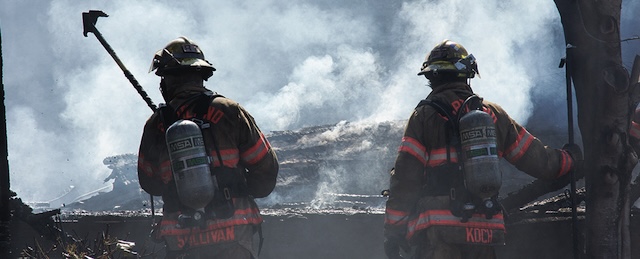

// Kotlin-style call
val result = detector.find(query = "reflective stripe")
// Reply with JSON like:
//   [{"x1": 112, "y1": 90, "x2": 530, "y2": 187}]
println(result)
[
  {"x1": 241, "y1": 133, "x2": 271, "y2": 165},
  {"x1": 557, "y1": 150, "x2": 572, "y2": 177},
  {"x1": 159, "y1": 207, "x2": 262, "y2": 236},
  {"x1": 210, "y1": 148, "x2": 240, "y2": 167},
  {"x1": 406, "y1": 209, "x2": 505, "y2": 239},
  {"x1": 159, "y1": 160, "x2": 172, "y2": 183},
  {"x1": 505, "y1": 128, "x2": 534, "y2": 162},
  {"x1": 631, "y1": 121, "x2": 640, "y2": 139},
  {"x1": 426, "y1": 147, "x2": 458, "y2": 167},
  {"x1": 138, "y1": 155, "x2": 173, "y2": 184},
  {"x1": 138, "y1": 154, "x2": 154, "y2": 177},
  {"x1": 398, "y1": 137, "x2": 427, "y2": 165},
  {"x1": 385, "y1": 208, "x2": 409, "y2": 225}
]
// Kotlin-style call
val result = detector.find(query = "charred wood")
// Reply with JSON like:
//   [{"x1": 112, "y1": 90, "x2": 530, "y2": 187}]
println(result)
[{"x1": 501, "y1": 170, "x2": 584, "y2": 213}]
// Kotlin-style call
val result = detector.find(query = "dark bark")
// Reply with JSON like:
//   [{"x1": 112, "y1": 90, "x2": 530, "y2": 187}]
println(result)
[
  {"x1": 554, "y1": 1, "x2": 636, "y2": 258},
  {"x1": 631, "y1": 56, "x2": 640, "y2": 207}
]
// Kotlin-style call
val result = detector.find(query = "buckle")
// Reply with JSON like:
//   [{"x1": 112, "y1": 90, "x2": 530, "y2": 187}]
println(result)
[
  {"x1": 190, "y1": 118, "x2": 210, "y2": 129},
  {"x1": 224, "y1": 187, "x2": 231, "y2": 200}
]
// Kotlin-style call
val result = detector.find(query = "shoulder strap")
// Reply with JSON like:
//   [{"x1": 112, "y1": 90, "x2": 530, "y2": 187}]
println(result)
[
  {"x1": 417, "y1": 99, "x2": 459, "y2": 163},
  {"x1": 417, "y1": 94, "x2": 483, "y2": 126},
  {"x1": 158, "y1": 104, "x2": 178, "y2": 132},
  {"x1": 158, "y1": 92, "x2": 223, "y2": 131},
  {"x1": 185, "y1": 92, "x2": 228, "y2": 169},
  {"x1": 458, "y1": 94, "x2": 483, "y2": 119},
  {"x1": 160, "y1": 92, "x2": 226, "y2": 165},
  {"x1": 192, "y1": 91, "x2": 224, "y2": 121},
  {"x1": 415, "y1": 94, "x2": 482, "y2": 162},
  {"x1": 417, "y1": 99, "x2": 459, "y2": 133}
]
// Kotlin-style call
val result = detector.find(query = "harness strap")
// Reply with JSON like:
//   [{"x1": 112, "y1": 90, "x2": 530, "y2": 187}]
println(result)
[
  {"x1": 416, "y1": 95, "x2": 488, "y2": 221},
  {"x1": 190, "y1": 93, "x2": 241, "y2": 203},
  {"x1": 257, "y1": 224, "x2": 264, "y2": 256},
  {"x1": 421, "y1": 99, "x2": 458, "y2": 163}
]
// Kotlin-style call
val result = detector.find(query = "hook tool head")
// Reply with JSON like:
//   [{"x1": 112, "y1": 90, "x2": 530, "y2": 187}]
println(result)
[{"x1": 82, "y1": 10, "x2": 108, "y2": 37}]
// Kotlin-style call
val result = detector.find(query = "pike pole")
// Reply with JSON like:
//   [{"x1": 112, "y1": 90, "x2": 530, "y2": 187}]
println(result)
[
  {"x1": 560, "y1": 43, "x2": 580, "y2": 259},
  {"x1": 82, "y1": 10, "x2": 157, "y2": 220}
]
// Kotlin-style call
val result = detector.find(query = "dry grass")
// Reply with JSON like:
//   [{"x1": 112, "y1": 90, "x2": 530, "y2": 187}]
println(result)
[{"x1": 20, "y1": 226, "x2": 140, "y2": 259}]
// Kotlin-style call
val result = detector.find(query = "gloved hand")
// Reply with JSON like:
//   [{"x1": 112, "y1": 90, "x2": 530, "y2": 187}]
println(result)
[
  {"x1": 562, "y1": 143, "x2": 583, "y2": 176},
  {"x1": 562, "y1": 143, "x2": 583, "y2": 162},
  {"x1": 383, "y1": 237, "x2": 410, "y2": 259}
]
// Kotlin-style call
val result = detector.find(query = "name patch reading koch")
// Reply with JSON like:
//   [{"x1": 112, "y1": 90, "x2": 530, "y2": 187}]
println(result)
[{"x1": 466, "y1": 227, "x2": 494, "y2": 244}]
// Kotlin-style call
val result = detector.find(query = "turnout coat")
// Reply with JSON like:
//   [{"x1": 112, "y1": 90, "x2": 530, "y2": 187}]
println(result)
[
  {"x1": 384, "y1": 82, "x2": 573, "y2": 245},
  {"x1": 138, "y1": 84, "x2": 278, "y2": 252}
]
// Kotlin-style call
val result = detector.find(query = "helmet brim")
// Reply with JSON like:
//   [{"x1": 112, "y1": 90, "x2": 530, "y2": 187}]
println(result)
[
  {"x1": 417, "y1": 61, "x2": 457, "y2": 76},
  {"x1": 180, "y1": 58, "x2": 216, "y2": 71}
]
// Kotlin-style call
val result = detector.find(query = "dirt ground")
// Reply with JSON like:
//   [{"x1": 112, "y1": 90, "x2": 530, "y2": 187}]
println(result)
[{"x1": 8, "y1": 209, "x2": 639, "y2": 259}]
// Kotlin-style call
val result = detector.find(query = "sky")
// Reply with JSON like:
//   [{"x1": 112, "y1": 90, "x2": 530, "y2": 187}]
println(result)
[{"x1": 1, "y1": 0, "x2": 639, "y2": 204}]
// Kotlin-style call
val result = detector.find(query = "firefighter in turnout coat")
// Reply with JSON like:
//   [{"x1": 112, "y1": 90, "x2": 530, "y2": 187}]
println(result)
[
  {"x1": 138, "y1": 37, "x2": 278, "y2": 259},
  {"x1": 384, "y1": 40, "x2": 581, "y2": 259}
]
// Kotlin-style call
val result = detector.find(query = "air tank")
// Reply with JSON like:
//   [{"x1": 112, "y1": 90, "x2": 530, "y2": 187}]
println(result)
[
  {"x1": 166, "y1": 119, "x2": 215, "y2": 219},
  {"x1": 459, "y1": 110, "x2": 501, "y2": 200}
]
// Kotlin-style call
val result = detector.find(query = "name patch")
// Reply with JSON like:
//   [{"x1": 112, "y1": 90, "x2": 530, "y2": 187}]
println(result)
[
  {"x1": 466, "y1": 227, "x2": 493, "y2": 244},
  {"x1": 176, "y1": 227, "x2": 235, "y2": 249}
]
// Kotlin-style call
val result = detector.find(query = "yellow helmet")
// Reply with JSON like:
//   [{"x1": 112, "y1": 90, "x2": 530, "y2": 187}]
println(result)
[
  {"x1": 149, "y1": 37, "x2": 215, "y2": 80},
  {"x1": 418, "y1": 39, "x2": 479, "y2": 79}
]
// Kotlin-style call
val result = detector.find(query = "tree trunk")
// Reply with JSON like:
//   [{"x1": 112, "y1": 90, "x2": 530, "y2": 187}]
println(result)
[
  {"x1": 0, "y1": 25, "x2": 11, "y2": 259},
  {"x1": 554, "y1": 1, "x2": 636, "y2": 258},
  {"x1": 631, "y1": 55, "x2": 640, "y2": 209}
]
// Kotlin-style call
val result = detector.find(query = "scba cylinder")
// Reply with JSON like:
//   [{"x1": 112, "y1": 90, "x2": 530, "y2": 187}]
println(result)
[
  {"x1": 166, "y1": 119, "x2": 215, "y2": 213},
  {"x1": 459, "y1": 110, "x2": 501, "y2": 200}
]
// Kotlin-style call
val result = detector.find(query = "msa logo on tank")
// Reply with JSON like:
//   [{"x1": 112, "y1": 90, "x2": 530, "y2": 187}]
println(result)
[
  {"x1": 460, "y1": 125, "x2": 497, "y2": 160},
  {"x1": 169, "y1": 135, "x2": 204, "y2": 151}
]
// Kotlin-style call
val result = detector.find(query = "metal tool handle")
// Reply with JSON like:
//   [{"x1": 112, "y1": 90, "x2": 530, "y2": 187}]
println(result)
[{"x1": 83, "y1": 10, "x2": 157, "y2": 112}]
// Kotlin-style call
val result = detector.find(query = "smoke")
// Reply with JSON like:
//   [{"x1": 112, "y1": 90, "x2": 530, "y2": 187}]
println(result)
[
  {"x1": 249, "y1": 47, "x2": 385, "y2": 130},
  {"x1": 622, "y1": 0, "x2": 640, "y2": 69},
  {"x1": 305, "y1": 121, "x2": 397, "y2": 209},
  {"x1": 1, "y1": 1, "x2": 638, "y2": 205},
  {"x1": 305, "y1": 121, "x2": 392, "y2": 204},
  {"x1": 257, "y1": 120, "x2": 402, "y2": 209}
]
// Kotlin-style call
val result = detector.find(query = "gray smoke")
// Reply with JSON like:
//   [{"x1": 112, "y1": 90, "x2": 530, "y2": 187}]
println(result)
[
  {"x1": 622, "y1": 0, "x2": 640, "y2": 69},
  {"x1": 1, "y1": 1, "x2": 638, "y2": 205}
]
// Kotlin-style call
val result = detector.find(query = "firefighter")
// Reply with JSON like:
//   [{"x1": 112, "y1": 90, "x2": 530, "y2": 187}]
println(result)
[
  {"x1": 383, "y1": 39, "x2": 582, "y2": 259},
  {"x1": 137, "y1": 37, "x2": 278, "y2": 259}
]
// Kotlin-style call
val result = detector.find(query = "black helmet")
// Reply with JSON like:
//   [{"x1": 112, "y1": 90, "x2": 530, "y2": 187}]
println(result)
[
  {"x1": 418, "y1": 39, "x2": 479, "y2": 79},
  {"x1": 149, "y1": 37, "x2": 216, "y2": 80}
]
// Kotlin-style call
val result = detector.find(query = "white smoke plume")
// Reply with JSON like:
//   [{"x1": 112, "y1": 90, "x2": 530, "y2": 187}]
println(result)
[{"x1": 1, "y1": 0, "x2": 638, "y2": 205}]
